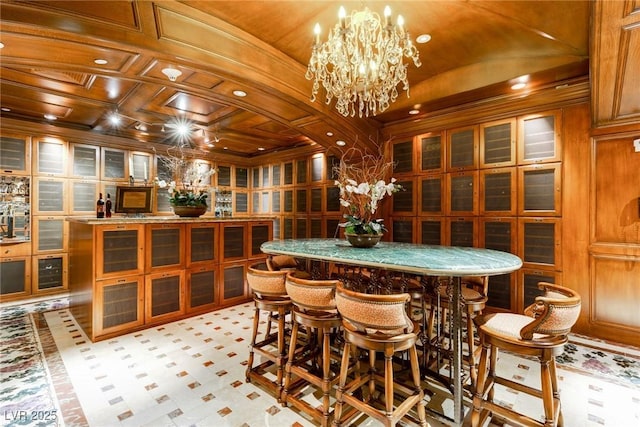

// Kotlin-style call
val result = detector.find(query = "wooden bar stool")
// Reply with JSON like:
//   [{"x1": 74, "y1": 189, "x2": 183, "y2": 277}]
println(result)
[
  {"x1": 333, "y1": 284, "x2": 428, "y2": 427},
  {"x1": 282, "y1": 273, "x2": 343, "y2": 426},
  {"x1": 471, "y1": 282, "x2": 581, "y2": 427},
  {"x1": 425, "y1": 275, "x2": 488, "y2": 390},
  {"x1": 245, "y1": 262, "x2": 292, "y2": 401}
]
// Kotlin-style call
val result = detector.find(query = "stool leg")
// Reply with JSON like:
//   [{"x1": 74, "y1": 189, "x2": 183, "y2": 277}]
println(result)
[
  {"x1": 282, "y1": 319, "x2": 299, "y2": 405},
  {"x1": 472, "y1": 341, "x2": 490, "y2": 427},
  {"x1": 321, "y1": 327, "x2": 331, "y2": 424},
  {"x1": 540, "y1": 355, "x2": 554, "y2": 427},
  {"x1": 409, "y1": 346, "x2": 427, "y2": 427},
  {"x1": 384, "y1": 346, "x2": 394, "y2": 416},
  {"x1": 368, "y1": 349, "x2": 377, "y2": 403},
  {"x1": 550, "y1": 356, "x2": 563, "y2": 427},
  {"x1": 466, "y1": 307, "x2": 478, "y2": 390},
  {"x1": 332, "y1": 341, "x2": 352, "y2": 426},
  {"x1": 246, "y1": 305, "x2": 260, "y2": 382},
  {"x1": 276, "y1": 306, "x2": 287, "y2": 401}
]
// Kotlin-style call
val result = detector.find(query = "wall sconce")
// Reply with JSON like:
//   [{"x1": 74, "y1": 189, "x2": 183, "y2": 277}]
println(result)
[{"x1": 162, "y1": 67, "x2": 182, "y2": 82}]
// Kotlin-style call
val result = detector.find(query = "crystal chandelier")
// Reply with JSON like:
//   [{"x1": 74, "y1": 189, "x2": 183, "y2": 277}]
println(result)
[{"x1": 306, "y1": 5, "x2": 421, "y2": 118}]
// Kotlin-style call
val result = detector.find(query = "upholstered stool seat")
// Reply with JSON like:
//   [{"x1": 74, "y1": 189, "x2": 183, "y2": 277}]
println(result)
[
  {"x1": 282, "y1": 273, "x2": 343, "y2": 426},
  {"x1": 267, "y1": 254, "x2": 311, "y2": 278},
  {"x1": 245, "y1": 262, "x2": 292, "y2": 401},
  {"x1": 472, "y1": 282, "x2": 581, "y2": 427},
  {"x1": 332, "y1": 284, "x2": 427, "y2": 427}
]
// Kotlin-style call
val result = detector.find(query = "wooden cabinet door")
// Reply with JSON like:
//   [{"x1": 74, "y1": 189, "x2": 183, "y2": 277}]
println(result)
[
  {"x1": 96, "y1": 224, "x2": 144, "y2": 279},
  {"x1": 145, "y1": 270, "x2": 185, "y2": 324},
  {"x1": 145, "y1": 224, "x2": 185, "y2": 273},
  {"x1": 96, "y1": 275, "x2": 144, "y2": 337}
]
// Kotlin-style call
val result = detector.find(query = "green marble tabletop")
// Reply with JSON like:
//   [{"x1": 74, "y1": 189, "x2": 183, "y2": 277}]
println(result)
[{"x1": 261, "y1": 238, "x2": 522, "y2": 277}]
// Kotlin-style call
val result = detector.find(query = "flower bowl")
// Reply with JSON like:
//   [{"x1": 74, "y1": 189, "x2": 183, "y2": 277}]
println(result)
[
  {"x1": 345, "y1": 232, "x2": 382, "y2": 248},
  {"x1": 172, "y1": 205, "x2": 207, "y2": 217}
]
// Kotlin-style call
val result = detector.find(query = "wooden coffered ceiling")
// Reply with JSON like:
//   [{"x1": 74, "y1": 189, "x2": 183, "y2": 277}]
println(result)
[{"x1": 0, "y1": 1, "x2": 591, "y2": 159}]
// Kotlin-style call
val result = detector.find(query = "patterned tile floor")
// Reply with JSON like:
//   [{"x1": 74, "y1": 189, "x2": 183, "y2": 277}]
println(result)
[{"x1": 2, "y1": 295, "x2": 640, "y2": 427}]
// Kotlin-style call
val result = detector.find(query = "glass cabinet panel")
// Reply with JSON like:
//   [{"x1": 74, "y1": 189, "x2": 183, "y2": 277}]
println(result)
[
  {"x1": 249, "y1": 222, "x2": 271, "y2": 258},
  {"x1": 97, "y1": 225, "x2": 144, "y2": 279},
  {"x1": 0, "y1": 134, "x2": 30, "y2": 173},
  {"x1": 518, "y1": 163, "x2": 561, "y2": 216},
  {"x1": 222, "y1": 223, "x2": 246, "y2": 260},
  {"x1": 284, "y1": 162, "x2": 293, "y2": 185},
  {"x1": 447, "y1": 217, "x2": 477, "y2": 247},
  {"x1": 420, "y1": 176, "x2": 443, "y2": 214},
  {"x1": 311, "y1": 155, "x2": 324, "y2": 182},
  {"x1": 447, "y1": 126, "x2": 478, "y2": 171},
  {"x1": 70, "y1": 180, "x2": 98, "y2": 214},
  {"x1": 33, "y1": 216, "x2": 67, "y2": 253},
  {"x1": 283, "y1": 190, "x2": 293, "y2": 213},
  {"x1": 36, "y1": 139, "x2": 66, "y2": 176},
  {"x1": 71, "y1": 144, "x2": 99, "y2": 178},
  {"x1": 33, "y1": 178, "x2": 66, "y2": 215},
  {"x1": 221, "y1": 263, "x2": 246, "y2": 303},
  {"x1": 392, "y1": 179, "x2": 414, "y2": 214},
  {"x1": 296, "y1": 189, "x2": 307, "y2": 213},
  {"x1": 217, "y1": 165, "x2": 231, "y2": 187},
  {"x1": 518, "y1": 218, "x2": 561, "y2": 270},
  {"x1": 33, "y1": 254, "x2": 67, "y2": 291},
  {"x1": 296, "y1": 159, "x2": 307, "y2": 184},
  {"x1": 518, "y1": 111, "x2": 562, "y2": 164},
  {"x1": 480, "y1": 119, "x2": 515, "y2": 167},
  {"x1": 187, "y1": 266, "x2": 217, "y2": 312},
  {"x1": 271, "y1": 190, "x2": 281, "y2": 213},
  {"x1": 235, "y1": 191, "x2": 248, "y2": 214},
  {"x1": 419, "y1": 218, "x2": 443, "y2": 245},
  {"x1": 102, "y1": 148, "x2": 126, "y2": 180},
  {"x1": 391, "y1": 218, "x2": 414, "y2": 243},
  {"x1": 97, "y1": 276, "x2": 144, "y2": 333},
  {"x1": 235, "y1": 167, "x2": 248, "y2": 188},
  {"x1": 447, "y1": 171, "x2": 478, "y2": 215},
  {"x1": 146, "y1": 271, "x2": 184, "y2": 321},
  {"x1": 272, "y1": 164, "x2": 281, "y2": 186},
  {"x1": 393, "y1": 139, "x2": 414, "y2": 174},
  {"x1": 187, "y1": 224, "x2": 217, "y2": 266},
  {"x1": 0, "y1": 257, "x2": 31, "y2": 297},
  {"x1": 295, "y1": 217, "x2": 307, "y2": 238},
  {"x1": 146, "y1": 224, "x2": 184, "y2": 272},
  {"x1": 420, "y1": 133, "x2": 443, "y2": 173},
  {"x1": 480, "y1": 167, "x2": 517, "y2": 215},
  {"x1": 310, "y1": 187, "x2": 322, "y2": 212}
]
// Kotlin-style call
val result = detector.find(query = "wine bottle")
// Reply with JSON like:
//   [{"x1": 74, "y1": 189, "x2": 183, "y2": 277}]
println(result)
[
  {"x1": 105, "y1": 193, "x2": 112, "y2": 218},
  {"x1": 96, "y1": 193, "x2": 105, "y2": 218}
]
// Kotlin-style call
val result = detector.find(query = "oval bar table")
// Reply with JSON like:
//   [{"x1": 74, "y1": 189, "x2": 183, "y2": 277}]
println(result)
[{"x1": 261, "y1": 238, "x2": 523, "y2": 425}]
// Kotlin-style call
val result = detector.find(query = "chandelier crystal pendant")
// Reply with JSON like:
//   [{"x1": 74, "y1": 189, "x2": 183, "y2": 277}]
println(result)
[{"x1": 306, "y1": 5, "x2": 421, "y2": 118}]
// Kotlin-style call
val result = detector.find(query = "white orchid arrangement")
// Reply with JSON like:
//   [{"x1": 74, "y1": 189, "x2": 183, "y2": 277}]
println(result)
[
  {"x1": 155, "y1": 154, "x2": 216, "y2": 207},
  {"x1": 334, "y1": 144, "x2": 402, "y2": 235}
]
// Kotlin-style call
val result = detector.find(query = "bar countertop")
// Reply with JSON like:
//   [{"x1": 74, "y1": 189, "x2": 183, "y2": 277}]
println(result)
[
  {"x1": 261, "y1": 238, "x2": 522, "y2": 277},
  {"x1": 66, "y1": 216, "x2": 275, "y2": 224}
]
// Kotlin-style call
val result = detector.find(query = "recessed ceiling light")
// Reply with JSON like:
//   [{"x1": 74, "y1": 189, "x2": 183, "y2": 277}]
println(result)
[
  {"x1": 1, "y1": 107, "x2": 10, "y2": 112},
  {"x1": 232, "y1": 90, "x2": 247, "y2": 97},
  {"x1": 416, "y1": 34, "x2": 431, "y2": 44},
  {"x1": 94, "y1": 58, "x2": 108, "y2": 65},
  {"x1": 336, "y1": 140, "x2": 346, "y2": 146},
  {"x1": 207, "y1": 143, "x2": 215, "y2": 147},
  {"x1": 223, "y1": 146, "x2": 229, "y2": 150},
  {"x1": 326, "y1": 131, "x2": 334, "y2": 137},
  {"x1": 0, "y1": 42, "x2": 4, "y2": 49},
  {"x1": 409, "y1": 109, "x2": 420, "y2": 115},
  {"x1": 44, "y1": 114, "x2": 57, "y2": 120},
  {"x1": 258, "y1": 147, "x2": 265, "y2": 151}
]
